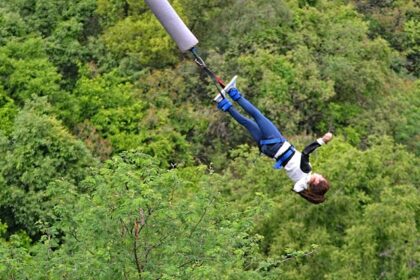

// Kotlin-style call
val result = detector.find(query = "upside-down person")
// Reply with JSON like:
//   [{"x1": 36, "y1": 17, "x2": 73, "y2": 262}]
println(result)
[{"x1": 214, "y1": 76, "x2": 333, "y2": 204}]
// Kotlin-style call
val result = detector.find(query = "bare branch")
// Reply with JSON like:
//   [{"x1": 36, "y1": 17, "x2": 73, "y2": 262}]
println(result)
[
  {"x1": 133, "y1": 224, "x2": 143, "y2": 279},
  {"x1": 189, "y1": 198, "x2": 215, "y2": 238},
  {"x1": 278, "y1": 250, "x2": 317, "y2": 264}
]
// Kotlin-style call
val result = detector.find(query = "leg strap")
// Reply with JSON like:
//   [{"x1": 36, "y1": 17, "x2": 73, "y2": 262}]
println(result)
[
  {"x1": 273, "y1": 146, "x2": 295, "y2": 169},
  {"x1": 217, "y1": 98, "x2": 232, "y2": 111}
]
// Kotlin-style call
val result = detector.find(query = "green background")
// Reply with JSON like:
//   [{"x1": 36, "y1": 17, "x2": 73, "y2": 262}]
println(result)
[{"x1": 0, "y1": 0, "x2": 418, "y2": 279}]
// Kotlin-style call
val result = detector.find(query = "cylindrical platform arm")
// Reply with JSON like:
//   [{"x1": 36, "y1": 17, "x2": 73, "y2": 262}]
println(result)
[{"x1": 145, "y1": 0, "x2": 199, "y2": 52}]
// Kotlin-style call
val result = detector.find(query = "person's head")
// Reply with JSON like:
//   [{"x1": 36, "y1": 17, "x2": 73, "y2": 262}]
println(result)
[{"x1": 299, "y1": 173, "x2": 330, "y2": 204}]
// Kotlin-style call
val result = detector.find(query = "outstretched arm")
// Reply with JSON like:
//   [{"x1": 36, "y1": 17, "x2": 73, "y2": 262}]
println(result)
[
  {"x1": 302, "y1": 132, "x2": 333, "y2": 156},
  {"x1": 300, "y1": 132, "x2": 333, "y2": 172}
]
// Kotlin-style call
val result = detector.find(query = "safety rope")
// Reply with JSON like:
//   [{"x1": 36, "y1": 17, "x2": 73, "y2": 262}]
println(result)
[{"x1": 190, "y1": 47, "x2": 226, "y2": 94}]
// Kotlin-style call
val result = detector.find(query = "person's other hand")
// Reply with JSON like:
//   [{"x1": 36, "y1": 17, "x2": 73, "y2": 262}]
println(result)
[{"x1": 322, "y1": 132, "x2": 333, "y2": 144}]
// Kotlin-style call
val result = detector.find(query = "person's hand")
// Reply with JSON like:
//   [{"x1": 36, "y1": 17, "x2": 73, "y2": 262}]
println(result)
[{"x1": 322, "y1": 132, "x2": 333, "y2": 144}]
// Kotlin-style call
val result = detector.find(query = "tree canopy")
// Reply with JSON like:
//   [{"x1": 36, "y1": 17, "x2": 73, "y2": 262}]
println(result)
[{"x1": 0, "y1": 0, "x2": 418, "y2": 279}]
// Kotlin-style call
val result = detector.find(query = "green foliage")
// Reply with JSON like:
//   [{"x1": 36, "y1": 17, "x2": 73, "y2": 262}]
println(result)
[
  {"x1": 393, "y1": 81, "x2": 420, "y2": 154},
  {"x1": 352, "y1": 0, "x2": 420, "y2": 76},
  {"x1": 0, "y1": 8, "x2": 27, "y2": 46},
  {"x1": 237, "y1": 48, "x2": 335, "y2": 134},
  {"x1": 0, "y1": 223, "x2": 34, "y2": 279},
  {"x1": 97, "y1": 0, "x2": 190, "y2": 70},
  {"x1": 0, "y1": 0, "x2": 418, "y2": 279},
  {"x1": 46, "y1": 17, "x2": 85, "y2": 81},
  {"x1": 101, "y1": 15, "x2": 177, "y2": 68},
  {"x1": 0, "y1": 37, "x2": 66, "y2": 106},
  {"x1": 1, "y1": 152, "x2": 264, "y2": 279},
  {"x1": 403, "y1": 17, "x2": 420, "y2": 76},
  {"x1": 68, "y1": 67, "x2": 148, "y2": 156},
  {"x1": 0, "y1": 87, "x2": 18, "y2": 135},
  {"x1": 0, "y1": 98, "x2": 96, "y2": 236}
]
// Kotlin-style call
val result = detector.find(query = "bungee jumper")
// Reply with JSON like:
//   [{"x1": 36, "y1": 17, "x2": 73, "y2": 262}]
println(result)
[
  {"x1": 214, "y1": 76, "x2": 332, "y2": 204},
  {"x1": 144, "y1": 0, "x2": 333, "y2": 204}
]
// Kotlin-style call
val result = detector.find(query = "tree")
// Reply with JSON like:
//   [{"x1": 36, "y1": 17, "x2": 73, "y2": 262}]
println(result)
[
  {"x1": 3, "y1": 151, "x2": 265, "y2": 279},
  {"x1": 100, "y1": 15, "x2": 178, "y2": 69},
  {"x1": 0, "y1": 37, "x2": 67, "y2": 106},
  {"x1": 0, "y1": 87, "x2": 18, "y2": 135},
  {"x1": 352, "y1": 0, "x2": 420, "y2": 76},
  {"x1": 403, "y1": 17, "x2": 420, "y2": 76},
  {"x1": 0, "y1": 8, "x2": 28, "y2": 46},
  {"x1": 0, "y1": 98, "x2": 96, "y2": 237}
]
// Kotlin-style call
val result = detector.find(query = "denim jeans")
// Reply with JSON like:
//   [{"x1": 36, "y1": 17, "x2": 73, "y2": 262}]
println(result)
[{"x1": 227, "y1": 96, "x2": 286, "y2": 158}]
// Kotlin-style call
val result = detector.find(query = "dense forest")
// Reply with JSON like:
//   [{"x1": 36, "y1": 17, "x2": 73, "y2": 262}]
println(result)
[{"x1": 0, "y1": 0, "x2": 419, "y2": 279}]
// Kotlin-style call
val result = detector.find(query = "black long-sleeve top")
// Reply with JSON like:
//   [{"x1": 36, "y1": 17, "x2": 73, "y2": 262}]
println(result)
[
  {"x1": 300, "y1": 139, "x2": 323, "y2": 173},
  {"x1": 282, "y1": 138, "x2": 325, "y2": 192}
]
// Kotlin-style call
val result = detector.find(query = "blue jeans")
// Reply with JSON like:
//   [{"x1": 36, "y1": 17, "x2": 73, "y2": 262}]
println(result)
[{"x1": 227, "y1": 96, "x2": 286, "y2": 158}]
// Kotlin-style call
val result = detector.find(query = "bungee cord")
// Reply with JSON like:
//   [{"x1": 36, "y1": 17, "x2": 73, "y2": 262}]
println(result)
[{"x1": 190, "y1": 47, "x2": 226, "y2": 96}]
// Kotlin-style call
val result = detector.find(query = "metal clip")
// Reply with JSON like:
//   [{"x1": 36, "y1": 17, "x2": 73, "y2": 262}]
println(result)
[{"x1": 194, "y1": 57, "x2": 206, "y2": 68}]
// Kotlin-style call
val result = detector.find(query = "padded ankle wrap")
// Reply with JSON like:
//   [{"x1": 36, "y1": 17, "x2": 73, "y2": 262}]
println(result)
[
  {"x1": 217, "y1": 98, "x2": 232, "y2": 111},
  {"x1": 228, "y1": 88, "x2": 242, "y2": 101}
]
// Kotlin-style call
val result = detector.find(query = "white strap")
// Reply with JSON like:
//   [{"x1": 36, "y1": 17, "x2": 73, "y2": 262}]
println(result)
[{"x1": 274, "y1": 141, "x2": 291, "y2": 159}]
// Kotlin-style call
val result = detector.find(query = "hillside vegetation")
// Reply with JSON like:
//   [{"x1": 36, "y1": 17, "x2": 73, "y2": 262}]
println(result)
[{"x1": 0, "y1": 0, "x2": 419, "y2": 279}]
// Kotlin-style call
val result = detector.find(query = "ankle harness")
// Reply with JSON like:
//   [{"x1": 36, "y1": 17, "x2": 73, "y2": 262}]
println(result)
[{"x1": 217, "y1": 98, "x2": 232, "y2": 111}]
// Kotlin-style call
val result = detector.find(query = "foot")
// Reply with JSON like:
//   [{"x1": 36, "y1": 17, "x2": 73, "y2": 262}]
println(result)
[
  {"x1": 213, "y1": 93, "x2": 224, "y2": 103},
  {"x1": 221, "y1": 75, "x2": 238, "y2": 97}
]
